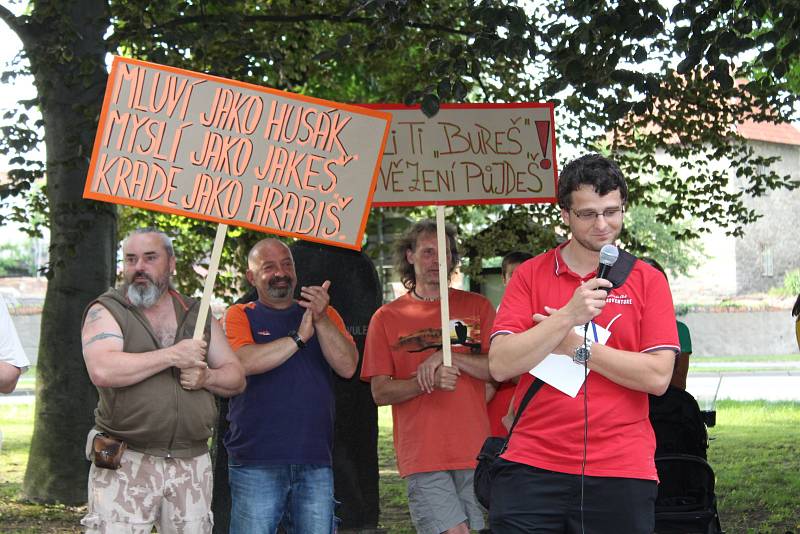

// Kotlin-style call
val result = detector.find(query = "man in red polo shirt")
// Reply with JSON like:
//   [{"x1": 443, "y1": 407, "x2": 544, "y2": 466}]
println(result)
[{"x1": 488, "y1": 154, "x2": 679, "y2": 533}]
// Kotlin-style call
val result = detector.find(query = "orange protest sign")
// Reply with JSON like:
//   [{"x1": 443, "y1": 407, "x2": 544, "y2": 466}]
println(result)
[
  {"x1": 363, "y1": 103, "x2": 557, "y2": 207},
  {"x1": 84, "y1": 56, "x2": 391, "y2": 250}
]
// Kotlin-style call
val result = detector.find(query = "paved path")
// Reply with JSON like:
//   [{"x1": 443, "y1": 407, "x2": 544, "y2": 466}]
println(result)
[
  {"x1": 692, "y1": 361, "x2": 800, "y2": 369},
  {"x1": 687, "y1": 374, "x2": 800, "y2": 404}
]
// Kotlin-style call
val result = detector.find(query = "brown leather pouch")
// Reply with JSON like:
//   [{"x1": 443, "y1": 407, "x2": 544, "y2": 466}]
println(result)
[{"x1": 92, "y1": 433, "x2": 127, "y2": 470}]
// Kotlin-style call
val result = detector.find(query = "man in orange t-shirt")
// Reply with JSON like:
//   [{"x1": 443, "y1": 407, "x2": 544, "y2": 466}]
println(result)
[{"x1": 361, "y1": 220, "x2": 494, "y2": 534}]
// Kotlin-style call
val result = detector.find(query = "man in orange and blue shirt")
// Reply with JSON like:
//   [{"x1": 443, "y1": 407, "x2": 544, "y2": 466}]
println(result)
[{"x1": 224, "y1": 238, "x2": 358, "y2": 534}]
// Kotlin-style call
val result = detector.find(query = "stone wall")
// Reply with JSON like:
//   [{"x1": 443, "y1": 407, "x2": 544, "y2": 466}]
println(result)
[{"x1": 682, "y1": 309, "x2": 798, "y2": 357}]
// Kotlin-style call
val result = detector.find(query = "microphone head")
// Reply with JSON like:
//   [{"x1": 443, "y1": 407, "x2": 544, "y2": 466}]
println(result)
[{"x1": 599, "y1": 244, "x2": 619, "y2": 267}]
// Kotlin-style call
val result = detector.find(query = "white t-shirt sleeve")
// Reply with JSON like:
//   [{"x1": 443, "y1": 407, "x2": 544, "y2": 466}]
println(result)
[{"x1": 0, "y1": 295, "x2": 30, "y2": 369}]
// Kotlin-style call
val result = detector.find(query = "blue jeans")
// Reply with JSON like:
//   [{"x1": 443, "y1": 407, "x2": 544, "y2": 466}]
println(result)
[{"x1": 229, "y1": 463, "x2": 336, "y2": 534}]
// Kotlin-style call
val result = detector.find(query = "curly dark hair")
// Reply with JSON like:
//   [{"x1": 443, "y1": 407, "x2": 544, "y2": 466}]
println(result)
[
  {"x1": 394, "y1": 219, "x2": 459, "y2": 290},
  {"x1": 557, "y1": 153, "x2": 628, "y2": 210}
]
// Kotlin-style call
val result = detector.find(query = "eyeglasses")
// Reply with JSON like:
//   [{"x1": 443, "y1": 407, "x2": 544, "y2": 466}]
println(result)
[{"x1": 570, "y1": 207, "x2": 624, "y2": 221}]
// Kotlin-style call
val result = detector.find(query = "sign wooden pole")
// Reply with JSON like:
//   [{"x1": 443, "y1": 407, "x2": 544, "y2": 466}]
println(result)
[
  {"x1": 436, "y1": 206, "x2": 452, "y2": 367},
  {"x1": 193, "y1": 223, "x2": 228, "y2": 340}
]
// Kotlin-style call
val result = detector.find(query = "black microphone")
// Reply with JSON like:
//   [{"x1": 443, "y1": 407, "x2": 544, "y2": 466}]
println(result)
[
  {"x1": 596, "y1": 244, "x2": 619, "y2": 291},
  {"x1": 582, "y1": 244, "x2": 619, "y2": 330}
]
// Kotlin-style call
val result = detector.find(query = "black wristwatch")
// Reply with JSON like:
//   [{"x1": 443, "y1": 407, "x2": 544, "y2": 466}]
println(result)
[
  {"x1": 287, "y1": 330, "x2": 306, "y2": 349},
  {"x1": 574, "y1": 341, "x2": 592, "y2": 364}
]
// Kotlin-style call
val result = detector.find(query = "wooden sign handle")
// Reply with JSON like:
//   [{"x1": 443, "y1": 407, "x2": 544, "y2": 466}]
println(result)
[
  {"x1": 193, "y1": 223, "x2": 228, "y2": 341},
  {"x1": 436, "y1": 206, "x2": 452, "y2": 367}
]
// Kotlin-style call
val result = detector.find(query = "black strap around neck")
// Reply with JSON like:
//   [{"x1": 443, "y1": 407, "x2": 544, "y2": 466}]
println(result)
[{"x1": 605, "y1": 249, "x2": 637, "y2": 290}]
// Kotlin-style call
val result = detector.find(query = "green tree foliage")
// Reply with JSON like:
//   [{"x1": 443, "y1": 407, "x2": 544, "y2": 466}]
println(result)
[
  {"x1": 4, "y1": 1, "x2": 800, "y2": 290},
  {"x1": 459, "y1": 204, "x2": 559, "y2": 278},
  {"x1": 778, "y1": 268, "x2": 800, "y2": 296},
  {"x1": 0, "y1": 240, "x2": 34, "y2": 276},
  {"x1": 624, "y1": 203, "x2": 704, "y2": 276},
  {"x1": 744, "y1": 1, "x2": 800, "y2": 94}
]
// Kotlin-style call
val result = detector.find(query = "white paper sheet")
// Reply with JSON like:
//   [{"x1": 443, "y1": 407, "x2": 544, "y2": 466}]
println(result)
[{"x1": 529, "y1": 321, "x2": 611, "y2": 397}]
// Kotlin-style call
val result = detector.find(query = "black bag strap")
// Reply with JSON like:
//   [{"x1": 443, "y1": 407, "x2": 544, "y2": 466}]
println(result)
[
  {"x1": 500, "y1": 376, "x2": 544, "y2": 456},
  {"x1": 606, "y1": 249, "x2": 637, "y2": 289}
]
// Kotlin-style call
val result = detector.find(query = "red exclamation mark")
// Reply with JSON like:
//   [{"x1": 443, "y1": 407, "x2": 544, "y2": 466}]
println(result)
[{"x1": 535, "y1": 120, "x2": 551, "y2": 169}]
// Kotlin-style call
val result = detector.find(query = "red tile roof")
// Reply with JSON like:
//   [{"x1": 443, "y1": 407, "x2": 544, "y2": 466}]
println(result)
[{"x1": 736, "y1": 120, "x2": 800, "y2": 146}]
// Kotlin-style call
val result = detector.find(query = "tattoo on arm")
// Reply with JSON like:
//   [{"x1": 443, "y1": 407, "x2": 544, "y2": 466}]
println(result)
[
  {"x1": 85, "y1": 307, "x2": 104, "y2": 324},
  {"x1": 83, "y1": 332, "x2": 124, "y2": 347}
]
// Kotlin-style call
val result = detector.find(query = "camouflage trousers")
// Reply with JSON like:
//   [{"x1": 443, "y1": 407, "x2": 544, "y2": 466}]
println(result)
[{"x1": 81, "y1": 445, "x2": 213, "y2": 534}]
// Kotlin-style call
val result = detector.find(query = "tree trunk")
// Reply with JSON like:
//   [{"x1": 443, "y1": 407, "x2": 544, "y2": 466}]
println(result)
[
  {"x1": 292, "y1": 242, "x2": 383, "y2": 531},
  {"x1": 17, "y1": 0, "x2": 117, "y2": 504}
]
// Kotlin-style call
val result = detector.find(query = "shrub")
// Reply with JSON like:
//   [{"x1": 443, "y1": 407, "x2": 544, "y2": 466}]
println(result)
[{"x1": 784, "y1": 269, "x2": 800, "y2": 295}]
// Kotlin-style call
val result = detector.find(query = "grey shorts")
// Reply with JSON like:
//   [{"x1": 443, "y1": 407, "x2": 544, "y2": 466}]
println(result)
[{"x1": 406, "y1": 469, "x2": 485, "y2": 534}]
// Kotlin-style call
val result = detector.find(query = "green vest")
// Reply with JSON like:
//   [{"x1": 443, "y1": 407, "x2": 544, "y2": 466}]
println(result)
[{"x1": 83, "y1": 288, "x2": 215, "y2": 458}]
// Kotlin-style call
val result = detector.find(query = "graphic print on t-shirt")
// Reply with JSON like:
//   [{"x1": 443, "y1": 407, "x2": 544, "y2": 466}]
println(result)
[{"x1": 393, "y1": 317, "x2": 483, "y2": 353}]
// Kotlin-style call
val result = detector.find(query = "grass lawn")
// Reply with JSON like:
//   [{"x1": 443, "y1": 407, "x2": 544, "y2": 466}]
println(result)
[
  {"x1": 692, "y1": 354, "x2": 800, "y2": 362},
  {"x1": 377, "y1": 406, "x2": 415, "y2": 534},
  {"x1": 689, "y1": 353, "x2": 800, "y2": 374},
  {"x1": 709, "y1": 400, "x2": 800, "y2": 533},
  {"x1": 1, "y1": 400, "x2": 798, "y2": 533},
  {"x1": 0, "y1": 402, "x2": 84, "y2": 533},
  {"x1": 689, "y1": 366, "x2": 799, "y2": 374}
]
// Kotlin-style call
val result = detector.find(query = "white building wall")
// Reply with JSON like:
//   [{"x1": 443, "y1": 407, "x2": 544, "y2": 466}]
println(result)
[
  {"x1": 734, "y1": 141, "x2": 800, "y2": 294},
  {"x1": 670, "y1": 228, "x2": 737, "y2": 304}
]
